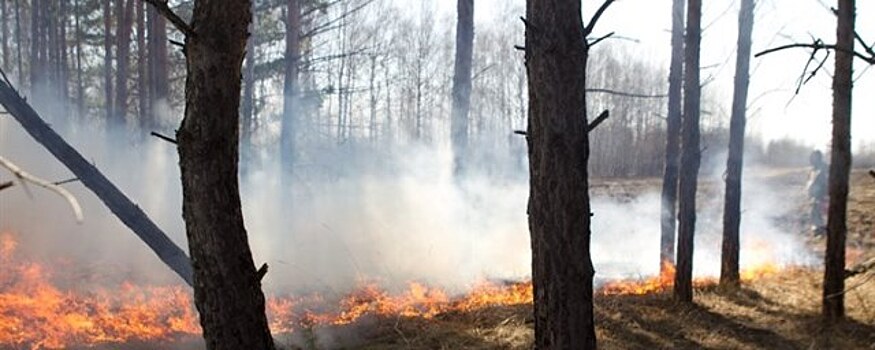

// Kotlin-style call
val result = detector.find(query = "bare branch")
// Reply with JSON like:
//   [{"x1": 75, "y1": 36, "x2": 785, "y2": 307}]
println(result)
[
  {"x1": 0, "y1": 181, "x2": 12, "y2": 191},
  {"x1": 142, "y1": 0, "x2": 194, "y2": 38},
  {"x1": 587, "y1": 32, "x2": 615, "y2": 48},
  {"x1": 584, "y1": 0, "x2": 616, "y2": 37},
  {"x1": 0, "y1": 155, "x2": 84, "y2": 223},
  {"x1": 586, "y1": 88, "x2": 667, "y2": 99},
  {"x1": 586, "y1": 110, "x2": 610, "y2": 133},
  {"x1": 756, "y1": 42, "x2": 875, "y2": 64},
  {"x1": 150, "y1": 131, "x2": 178, "y2": 145}
]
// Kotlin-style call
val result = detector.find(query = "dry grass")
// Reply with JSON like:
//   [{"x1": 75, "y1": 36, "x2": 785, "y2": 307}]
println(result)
[{"x1": 320, "y1": 169, "x2": 875, "y2": 350}]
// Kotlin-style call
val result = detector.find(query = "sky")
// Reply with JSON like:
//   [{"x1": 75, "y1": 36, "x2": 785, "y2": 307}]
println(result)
[{"x1": 424, "y1": 0, "x2": 875, "y2": 151}]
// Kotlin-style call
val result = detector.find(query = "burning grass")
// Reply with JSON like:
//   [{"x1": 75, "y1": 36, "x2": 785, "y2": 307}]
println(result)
[{"x1": 2, "y1": 170, "x2": 874, "y2": 349}]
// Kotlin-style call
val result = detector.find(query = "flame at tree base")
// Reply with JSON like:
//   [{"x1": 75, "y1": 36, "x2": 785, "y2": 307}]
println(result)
[{"x1": 0, "y1": 232, "x2": 786, "y2": 349}]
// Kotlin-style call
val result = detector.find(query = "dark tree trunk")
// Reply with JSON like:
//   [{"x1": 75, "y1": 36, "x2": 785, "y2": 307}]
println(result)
[
  {"x1": 240, "y1": 0, "x2": 256, "y2": 168},
  {"x1": 720, "y1": 0, "x2": 754, "y2": 288},
  {"x1": 525, "y1": 0, "x2": 596, "y2": 347},
  {"x1": 114, "y1": 0, "x2": 134, "y2": 125},
  {"x1": 13, "y1": 0, "x2": 22, "y2": 86},
  {"x1": 74, "y1": 0, "x2": 84, "y2": 118},
  {"x1": 30, "y1": 0, "x2": 41, "y2": 93},
  {"x1": 136, "y1": 0, "x2": 148, "y2": 129},
  {"x1": 147, "y1": 5, "x2": 168, "y2": 125},
  {"x1": 2, "y1": 0, "x2": 8, "y2": 71},
  {"x1": 674, "y1": 0, "x2": 701, "y2": 303},
  {"x1": 660, "y1": 0, "x2": 684, "y2": 273},
  {"x1": 823, "y1": 0, "x2": 854, "y2": 323},
  {"x1": 176, "y1": 0, "x2": 276, "y2": 348},
  {"x1": 281, "y1": 0, "x2": 300, "y2": 174},
  {"x1": 58, "y1": 0, "x2": 69, "y2": 106},
  {"x1": 451, "y1": 0, "x2": 473, "y2": 178},
  {"x1": 103, "y1": 0, "x2": 113, "y2": 123}
]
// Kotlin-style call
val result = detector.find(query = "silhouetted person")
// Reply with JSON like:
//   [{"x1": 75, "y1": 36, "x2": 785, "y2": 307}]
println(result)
[{"x1": 806, "y1": 150, "x2": 828, "y2": 236}]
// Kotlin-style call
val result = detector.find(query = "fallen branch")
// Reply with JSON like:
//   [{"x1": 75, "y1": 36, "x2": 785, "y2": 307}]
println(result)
[
  {"x1": 0, "y1": 70, "x2": 193, "y2": 286},
  {"x1": 0, "y1": 155, "x2": 84, "y2": 223},
  {"x1": 845, "y1": 257, "x2": 875, "y2": 278}
]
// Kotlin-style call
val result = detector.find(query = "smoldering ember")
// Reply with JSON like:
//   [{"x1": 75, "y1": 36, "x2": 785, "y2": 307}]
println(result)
[{"x1": 0, "y1": 0, "x2": 874, "y2": 349}]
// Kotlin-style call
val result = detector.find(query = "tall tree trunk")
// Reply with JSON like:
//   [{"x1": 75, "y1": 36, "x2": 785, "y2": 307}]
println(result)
[
  {"x1": 720, "y1": 0, "x2": 754, "y2": 288},
  {"x1": 240, "y1": 0, "x2": 256, "y2": 171},
  {"x1": 13, "y1": 0, "x2": 22, "y2": 86},
  {"x1": 281, "y1": 0, "x2": 300, "y2": 174},
  {"x1": 674, "y1": 0, "x2": 701, "y2": 303},
  {"x1": 136, "y1": 0, "x2": 148, "y2": 130},
  {"x1": 59, "y1": 0, "x2": 69, "y2": 106},
  {"x1": 368, "y1": 54, "x2": 377, "y2": 143},
  {"x1": 74, "y1": 0, "x2": 84, "y2": 118},
  {"x1": 30, "y1": 0, "x2": 41, "y2": 94},
  {"x1": 176, "y1": 0, "x2": 276, "y2": 347},
  {"x1": 660, "y1": 0, "x2": 684, "y2": 274},
  {"x1": 114, "y1": 0, "x2": 134, "y2": 125},
  {"x1": 451, "y1": 0, "x2": 473, "y2": 178},
  {"x1": 103, "y1": 0, "x2": 113, "y2": 123},
  {"x1": 1, "y1": 0, "x2": 8, "y2": 71},
  {"x1": 823, "y1": 0, "x2": 854, "y2": 323},
  {"x1": 525, "y1": 0, "x2": 595, "y2": 347},
  {"x1": 147, "y1": 5, "x2": 168, "y2": 126}
]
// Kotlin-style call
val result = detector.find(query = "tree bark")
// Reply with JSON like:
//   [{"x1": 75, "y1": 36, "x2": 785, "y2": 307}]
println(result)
[
  {"x1": 147, "y1": 5, "x2": 168, "y2": 127},
  {"x1": 241, "y1": 0, "x2": 256, "y2": 169},
  {"x1": 113, "y1": 0, "x2": 135, "y2": 125},
  {"x1": 525, "y1": 0, "x2": 596, "y2": 347},
  {"x1": 823, "y1": 0, "x2": 854, "y2": 323},
  {"x1": 660, "y1": 0, "x2": 684, "y2": 274},
  {"x1": 30, "y1": 0, "x2": 42, "y2": 93},
  {"x1": 0, "y1": 77, "x2": 194, "y2": 286},
  {"x1": 103, "y1": 0, "x2": 114, "y2": 123},
  {"x1": 451, "y1": 0, "x2": 473, "y2": 178},
  {"x1": 674, "y1": 0, "x2": 701, "y2": 303},
  {"x1": 281, "y1": 0, "x2": 300, "y2": 174},
  {"x1": 2, "y1": 0, "x2": 8, "y2": 71},
  {"x1": 73, "y1": 0, "x2": 84, "y2": 118},
  {"x1": 720, "y1": 0, "x2": 754, "y2": 288},
  {"x1": 136, "y1": 0, "x2": 148, "y2": 130},
  {"x1": 13, "y1": 0, "x2": 22, "y2": 86},
  {"x1": 176, "y1": 0, "x2": 276, "y2": 347}
]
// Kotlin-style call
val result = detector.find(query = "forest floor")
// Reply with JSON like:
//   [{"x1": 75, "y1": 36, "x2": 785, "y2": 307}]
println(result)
[{"x1": 296, "y1": 169, "x2": 875, "y2": 350}]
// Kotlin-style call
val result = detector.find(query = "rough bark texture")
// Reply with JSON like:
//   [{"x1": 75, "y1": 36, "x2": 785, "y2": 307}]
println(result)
[
  {"x1": 660, "y1": 0, "x2": 684, "y2": 273},
  {"x1": 525, "y1": 0, "x2": 596, "y2": 348},
  {"x1": 241, "y1": 0, "x2": 256, "y2": 166},
  {"x1": 176, "y1": 0, "x2": 276, "y2": 348},
  {"x1": 720, "y1": 0, "x2": 754, "y2": 288},
  {"x1": 2, "y1": 0, "x2": 9, "y2": 71},
  {"x1": 136, "y1": 0, "x2": 148, "y2": 129},
  {"x1": 451, "y1": 0, "x2": 473, "y2": 178},
  {"x1": 281, "y1": 0, "x2": 301, "y2": 174},
  {"x1": 147, "y1": 5, "x2": 168, "y2": 126},
  {"x1": 674, "y1": 0, "x2": 701, "y2": 303},
  {"x1": 823, "y1": 0, "x2": 854, "y2": 323},
  {"x1": 0, "y1": 78, "x2": 193, "y2": 286},
  {"x1": 103, "y1": 0, "x2": 113, "y2": 122},
  {"x1": 114, "y1": 0, "x2": 134, "y2": 124}
]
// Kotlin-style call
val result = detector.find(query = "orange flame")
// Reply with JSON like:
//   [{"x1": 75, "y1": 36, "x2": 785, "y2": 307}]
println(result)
[{"x1": 0, "y1": 231, "x2": 786, "y2": 348}]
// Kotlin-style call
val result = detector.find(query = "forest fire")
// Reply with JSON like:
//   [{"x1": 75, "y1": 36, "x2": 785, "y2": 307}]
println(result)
[
  {"x1": 0, "y1": 230, "x2": 792, "y2": 348},
  {"x1": 0, "y1": 232, "x2": 534, "y2": 349}
]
